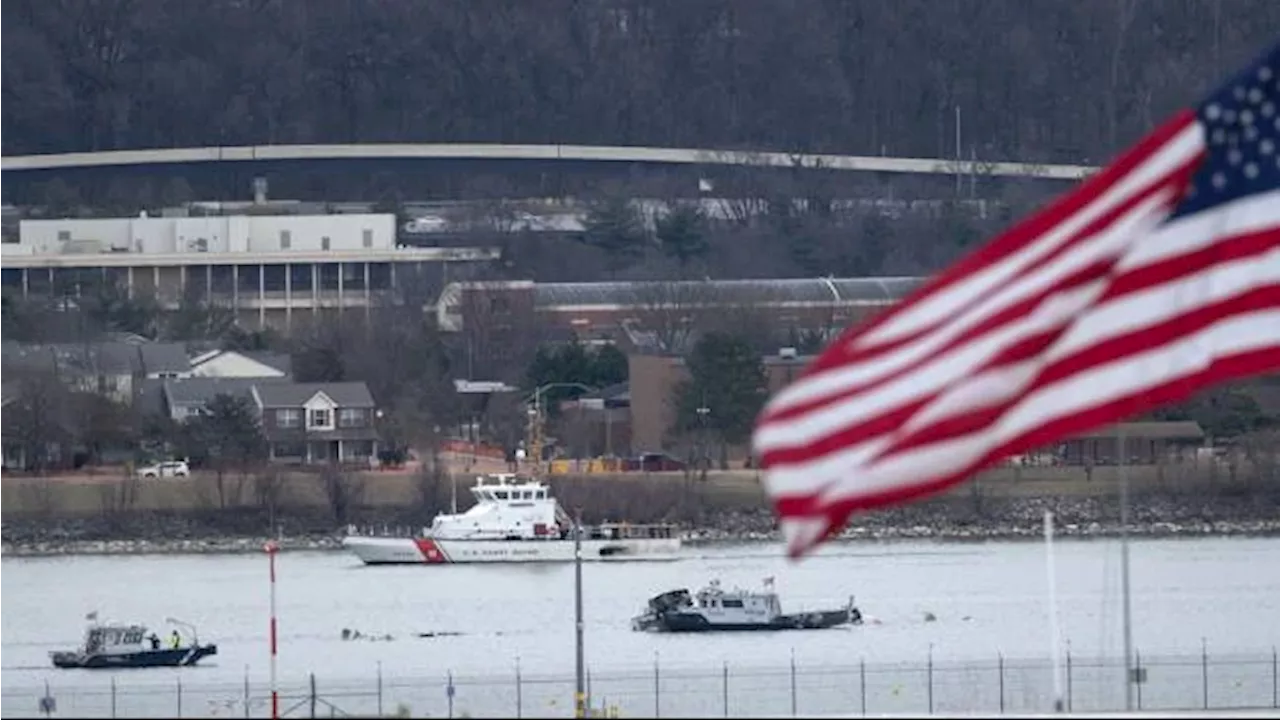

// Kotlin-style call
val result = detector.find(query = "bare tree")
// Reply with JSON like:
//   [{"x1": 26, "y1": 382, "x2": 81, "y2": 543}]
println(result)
[
  {"x1": 321, "y1": 466, "x2": 366, "y2": 524},
  {"x1": 626, "y1": 280, "x2": 717, "y2": 354},
  {"x1": 3, "y1": 367, "x2": 76, "y2": 473},
  {"x1": 253, "y1": 469, "x2": 286, "y2": 532}
]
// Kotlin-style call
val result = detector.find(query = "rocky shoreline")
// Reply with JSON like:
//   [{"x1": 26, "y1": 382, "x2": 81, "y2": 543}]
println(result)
[{"x1": 4, "y1": 493, "x2": 1279, "y2": 557}]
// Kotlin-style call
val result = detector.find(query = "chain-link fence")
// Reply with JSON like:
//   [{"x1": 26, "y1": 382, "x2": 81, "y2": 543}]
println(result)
[{"x1": 5, "y1": 648, "x2": 1278, "y2": 718}]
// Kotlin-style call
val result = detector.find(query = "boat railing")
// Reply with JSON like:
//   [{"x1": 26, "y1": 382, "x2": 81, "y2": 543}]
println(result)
[
  {"x1": 344, "y1": 524, "x2": 423, "y2": 538},
  {"x1": 596, "y1": 522, "x2": 680, "y2": 540}
]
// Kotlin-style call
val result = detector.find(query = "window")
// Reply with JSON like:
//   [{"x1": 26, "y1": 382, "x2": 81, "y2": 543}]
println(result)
[
  {"x1": 339, "y1": 408, "x2": 365, "y2": 427},
  {"x1": 722, "y1": 599, "x2": 744, "y2": 608},
  {"x1": 277, "y1": 409, "x2": 301, "y2": 428},
  {"x1": 280, "y1": 230, "x2": 291, "y2": 250},
  {"x1": 308, "y1": 408, "x2": 331, "y2": 428},
  {"x1": 321, "y1": 236, "x2": 331, "y2": 251},
  {"x1": 57, "y1": 230, "x2": 71, "y2": 241},
  {"x1": 362, "y1": 229, "x2": 373, "y2": 248}
]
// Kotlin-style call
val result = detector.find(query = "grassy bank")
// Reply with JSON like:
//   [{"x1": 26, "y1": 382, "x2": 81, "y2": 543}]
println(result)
[{"x1": 0, "y1": 463, "x2": 1248, "y2": 522}]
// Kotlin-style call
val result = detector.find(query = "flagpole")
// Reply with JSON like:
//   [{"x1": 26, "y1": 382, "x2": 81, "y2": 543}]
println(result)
[
  {"x1": 1118, "y1": 426, "x2": 1134, "y2": 711},
  {"x1": 1045, "y1": 510, "x2": 1064, "y2": 713}
]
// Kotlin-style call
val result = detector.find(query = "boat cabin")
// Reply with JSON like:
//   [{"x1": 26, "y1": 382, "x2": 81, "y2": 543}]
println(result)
[
  {"x1": 469, "y1": 474, "x2": 551, "y2": 504},
  {"x1": 693, "y1": 581, "x2": 783, "y2": 617},
  {"x1": 428, "y1": 474, "x2": 567, "y2": 541},
  {"x1": 425, "y1": 472, "x2": 681, "y2": 542},
  {"x1": 83, "y1": 624, "x2": 153, "y2": 655}
]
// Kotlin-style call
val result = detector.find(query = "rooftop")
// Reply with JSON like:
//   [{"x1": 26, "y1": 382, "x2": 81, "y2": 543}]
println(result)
[
  {"x1": 254, "y1": 381, "x2": 376, "y2": 408},
  {"x1": 531, "y1": 277, "x2": 924, "y2": 308},
  {"x1": 1, "y1": 246, "x2": 500, "y2": 269},
  {"x1": 163, "y1": 377, "x2": 288, "y2": 406}
]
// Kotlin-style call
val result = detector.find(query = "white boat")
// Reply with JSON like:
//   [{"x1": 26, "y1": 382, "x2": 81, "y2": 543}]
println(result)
[{"x1": 342, "y1": 473, "x2": 682, "y2": 565}]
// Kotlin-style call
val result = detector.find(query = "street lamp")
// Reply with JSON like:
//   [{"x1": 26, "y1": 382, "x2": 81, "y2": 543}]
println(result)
[{"x1": 525, "y1": 381, "x2": 597, "y2": 718}]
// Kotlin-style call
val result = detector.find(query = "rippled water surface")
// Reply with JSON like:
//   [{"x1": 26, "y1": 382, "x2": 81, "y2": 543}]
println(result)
[{"x1": 3, "y1": 537, "x2": 1278, "y2": 717}]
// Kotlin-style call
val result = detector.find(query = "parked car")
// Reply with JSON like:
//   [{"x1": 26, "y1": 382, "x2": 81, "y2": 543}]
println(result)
[
  {"x1": 626, "y1": 452, "x2": 687, "y2": 473},
  {"x1": 402, "y1": 215, "x2": 449, "y2": 234},
  {"x1": 137, "y1": 460, "x2": 190, "y2": 479}
]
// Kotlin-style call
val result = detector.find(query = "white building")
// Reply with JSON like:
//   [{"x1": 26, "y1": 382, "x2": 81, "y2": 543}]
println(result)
[{"x1": 1, "y1": 214, "x2": 499, "y2": 331}]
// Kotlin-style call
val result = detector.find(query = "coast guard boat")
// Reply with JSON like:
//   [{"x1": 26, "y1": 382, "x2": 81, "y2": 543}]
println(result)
[
  {"x1": 51, "y1": 618, "x2": 217, "y2": 669},
  {"x1": 341, "y1": 473, "x2": 681, "y2": 565},
  {"x1": 631, "y1": 578, "x2": 862, "y2": 633}
]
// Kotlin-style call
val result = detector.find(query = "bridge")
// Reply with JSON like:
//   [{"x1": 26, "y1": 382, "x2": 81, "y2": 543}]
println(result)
[{"x1": 0, "y1": 143, "x2": 1100, "y2": 181}]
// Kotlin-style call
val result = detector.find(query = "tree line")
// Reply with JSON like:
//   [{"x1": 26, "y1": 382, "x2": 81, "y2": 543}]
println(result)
[{"x1": 4, "y1": 0, "x2": 1277, "y2": 163}]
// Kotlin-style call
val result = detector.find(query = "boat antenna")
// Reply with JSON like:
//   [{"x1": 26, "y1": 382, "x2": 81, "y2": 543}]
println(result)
[{"x1": 165, "y1": 617, "x2": 199, "y2": 646}]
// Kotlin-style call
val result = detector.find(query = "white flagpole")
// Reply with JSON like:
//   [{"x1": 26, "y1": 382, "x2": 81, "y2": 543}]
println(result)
[
  {"x1": 1119, "y1": 426, "x2": 1135, "y2": 711},
  {"x1": 1045, "y1": 510, "x2": 1064, "y2": 713}
]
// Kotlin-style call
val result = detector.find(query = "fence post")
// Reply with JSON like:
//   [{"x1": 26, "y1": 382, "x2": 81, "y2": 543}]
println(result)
[
  {"x1": 111, "y1": 676, "x2": 117, "y2": 719},
  {"x1": 654, "y1": 651, "x2": 660, "y2": 719},
  {"x1": 1065, "y1": 649, "x2": 1073, "y2": 712},
  {"x1": 446, "y1": 671, "x2": 455, "y2": 720},
  {"x1": 516, "y1": 657, "x2": 523, "y2": 719},
  {"x1": 998, "y1": 653, "x2": 1004, "y2": 714},
  {"x1": 927, "y1": 644, "x2": 934, "y2": 715},
  {"x1": 790, "y1": 648, "x2": 798, "y2": 717},
  {"x1": 722, "y1": 662, "x2": 729, "y2": 718},
  {"x1": 309, "y1": 673, "x2": 317, "y2": 719},
  {"x1": 1202, "y1": 637, "x2": 1209, "y2": 710},
  {"x1": 1272, "y1": 646, "x2": 1277, "y2": 709},
  {"x1": 1135, "y1": 651, "x2": 1143, "y2": 711},
  {"x1": 243, "y1": 667, "x2": 250, "y2": 720},
  {"x1": 859, "y1": 658, "x2": 866, "y2": 717},
  {"x1": 377, "y1": 661, "x2": 384, "y2": 718},
  {"x1": 177, "y1": 676, "x2": 183, "y2": 718}
]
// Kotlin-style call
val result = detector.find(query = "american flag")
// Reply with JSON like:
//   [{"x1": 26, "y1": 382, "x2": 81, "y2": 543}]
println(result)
[{"x1": 753, "y1": 43, "x2": 1280, "y2": 559}]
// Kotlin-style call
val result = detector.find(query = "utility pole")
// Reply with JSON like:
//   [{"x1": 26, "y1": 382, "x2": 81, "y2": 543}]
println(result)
[{"x1": 574, "y1": 509, "x2": 586, "y2": 718}]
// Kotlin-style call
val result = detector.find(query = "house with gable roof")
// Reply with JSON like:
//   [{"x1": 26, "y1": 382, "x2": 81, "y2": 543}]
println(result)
[{"x1": 251, "y1": 382, "x2": 379, "y2": 465}]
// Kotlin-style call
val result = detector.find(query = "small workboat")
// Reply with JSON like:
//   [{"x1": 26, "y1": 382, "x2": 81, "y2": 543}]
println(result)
[
  {"x1": 51, "y1": 619, "x2": 217, "y2": 669},
  {"x1": 631, "y1": 578, "x2": 863, "y2": 633}
]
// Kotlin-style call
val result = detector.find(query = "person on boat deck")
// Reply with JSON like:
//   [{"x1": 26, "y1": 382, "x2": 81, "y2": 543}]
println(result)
[
  {"x1": 148, "y1": 634, "x2": 160, "y2": 650},
  {"x1": 169, "y1": 630, "x2": 181, "y2": 649}
]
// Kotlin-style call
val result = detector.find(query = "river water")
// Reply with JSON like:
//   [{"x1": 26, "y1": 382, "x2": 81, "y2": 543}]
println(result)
[{"x1": 3, "y1": 537, "x2": 1279, "y2": 718}]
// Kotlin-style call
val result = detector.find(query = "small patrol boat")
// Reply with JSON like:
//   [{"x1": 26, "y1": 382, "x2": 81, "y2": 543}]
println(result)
[
  {"x1": 631, "y1": 578, "x2": 863, "y2": 633},
  {"x1": 51, "y1": 617, "x2": 217, "y2": 669}
]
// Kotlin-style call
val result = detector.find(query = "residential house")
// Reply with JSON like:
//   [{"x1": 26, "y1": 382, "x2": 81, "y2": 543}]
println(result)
[
  {"x1": 2, "y1": 340, "x2": 192, "y2": 405},
  {"x1": 161, "y1": 377, "x2": 288, "y2": 423},
  {"x1": 253, "y1": 382, "x2": 379, "y2": 465},
  {"x1": 189, "y1": 349, "x2": 292, "y2": 379}
]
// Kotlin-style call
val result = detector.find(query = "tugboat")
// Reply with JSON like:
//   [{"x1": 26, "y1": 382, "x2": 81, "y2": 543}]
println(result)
[
  {"x1": 51, "y1": 617, "x2": 217, "y2": 669},
  {"x1": 631, "y1": 578, "x2": 863, "y2": 633},
  {"x1": 342, "y1": 473, "x2": 681, "y2": 565}
]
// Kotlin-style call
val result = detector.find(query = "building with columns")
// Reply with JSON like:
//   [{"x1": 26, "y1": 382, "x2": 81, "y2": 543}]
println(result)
[{"x1": 2, "y1": 213, "x2": 498, "y2": 331}]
